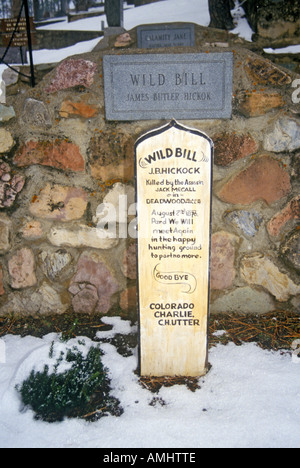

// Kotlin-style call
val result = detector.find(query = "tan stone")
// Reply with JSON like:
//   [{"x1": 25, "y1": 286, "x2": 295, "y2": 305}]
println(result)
[
  {"x1": 257, "y1": 19, "x2": 299, "y2": 41},
  {"x1": 0, "y1": 216, "x2": 10, "y2": 251},
  {"x1": 39, "y1": 250, "x2": 72, "y2": 281},
  {"x1": 8, "y1": 248, "x2": 37, "y2": 289},
  {"x1": 217, "y1": 155, "x2": 291, "y2": 206},
  {"x1": 60, "y1": 100, "x2": 98, "y2": 119},
  {"x1": 90, "y1": 159, "x2": 134, "y2": 181},
  {"x1": 0, "y1": 128, "x2": 14, "y2": 153},
  {"x1": 211, "y1": 231, "x2": 239, "y2": 290},
  {"x1": 96, "y1": 183, "x2": 135, "y2": 223},
  {"x1": 31, "y1": 282, "x2": 68, "y2": 315},
  {"x1": 238, "y1": 91, "x2": 284, "y2": 117},
  {"x1": 0, "y1": 266, "x2": 5, "y2": 296},
  {"x1": 114, "y1": 32, "x2": 134, "y2": 48},
  {"x1": 240, "y1": 253, "x2": 300, "y2": 302},
  {"x1": 2, "y1": 67, "x2": 19, "y2": 86},
  {"x1": 48, "y1": 225, "x2": 118, "y2": 250},
  {"x1": 211, "y1": 287, "x2": 275, "y2": 314},
  {"x1": 0, "y1": 283, "x2": 68, "y2": 315},
  {"x1": 29, "y1": 184, "x2": 88, "y2": 221},
  {"x1": 21, "y1": 220, "x2": 43, "y2": 239}
]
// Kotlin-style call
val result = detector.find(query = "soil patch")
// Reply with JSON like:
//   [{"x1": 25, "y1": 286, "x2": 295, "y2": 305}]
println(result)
[{"x1": 1, "y1": 309, "x2": 299, "y2": 396}]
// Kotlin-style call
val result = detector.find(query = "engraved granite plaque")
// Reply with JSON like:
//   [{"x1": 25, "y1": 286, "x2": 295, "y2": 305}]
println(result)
[
  {"x1": 137, "y1": 24, "x2": 195, "y2": 49},
  {"x1": 103, "y1": 52, "x2": 233, "y2": 121},
  {"x1": 136, "y1": 120, "x2": 213, "y2": 377}
]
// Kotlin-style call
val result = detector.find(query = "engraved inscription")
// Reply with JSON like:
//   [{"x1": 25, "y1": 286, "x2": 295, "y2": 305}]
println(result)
[
  {"x1": 136, "y1": 120, "x2": 213, "y2": 377},
  {"x1": 137, "y1": 24, "x2": 195, "y2": 49},
  {"x1": 103, "y1": 53, "x2": 233, "y2": 120}
]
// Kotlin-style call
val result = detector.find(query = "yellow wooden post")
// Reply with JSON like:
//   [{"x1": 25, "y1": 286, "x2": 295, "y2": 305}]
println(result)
[{"x1": 135, "y1": 120, "x2": 213, "y2": 377}]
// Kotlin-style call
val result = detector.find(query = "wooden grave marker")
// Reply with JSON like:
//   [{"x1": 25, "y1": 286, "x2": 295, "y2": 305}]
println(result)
[{"x1": 135, "y1": 120, "x2": 213, "y2": 377}]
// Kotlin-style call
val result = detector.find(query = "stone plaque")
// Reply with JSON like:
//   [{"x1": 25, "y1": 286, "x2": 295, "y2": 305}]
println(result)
[
  {"x1": 135, "y1": 120, "x2": 213, "y2": 377},
  {"x1": 137, "y1": 24, "x2": 195, "y2": 49},
  {"x1": 103, "y1": 52, "x2": 233, "y2": 121}
]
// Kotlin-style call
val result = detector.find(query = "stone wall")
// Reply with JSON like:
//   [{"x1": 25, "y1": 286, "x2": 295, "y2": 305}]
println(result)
[
  {"x1": 244, "y1": 0, "x2": 300, "y2": 43},
  {"x1": 0, "y1": 24, "x2": 299, "y2": 318}
]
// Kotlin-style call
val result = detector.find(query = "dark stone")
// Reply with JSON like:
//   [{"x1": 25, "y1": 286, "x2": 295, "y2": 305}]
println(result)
[
  {"x1": 73, "y1": 0, "x2": 92, "y2": 13},
  {"x1": 244, "y1": 0, "x2": 300, "y2": 38},
  {"x1": 22, "y1": 98, "x2": 52, "y2": 128},
  {"x1": 88, "y1": 130, "x2": 134, "y2": 168},
  {"x1": 0, "y1": 48, "x2": 27, "y2": 65},
  {"x1": 245, "y1": 56, "x2": 291, "y2": 86},
  {"x1": 208, "y1": 0, "x2": 235, "y2": 30},
  {"x1": 214, "y1": 132, "x2": 258, "y2": 166},
  {"x1": 105, "y1": 0, "x2": 123, "y2": 27},
  {"x1": 280, "y1": 230, "x2": 300, "y2": 273},
  {"x1": 291, "y1": 153, "x2": 300, "y2": 180}
]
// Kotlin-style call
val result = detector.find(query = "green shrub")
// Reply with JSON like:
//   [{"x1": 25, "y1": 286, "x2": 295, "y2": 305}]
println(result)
[{"x1": 16, "y1": 342, "x2": 123, "y2": 423}]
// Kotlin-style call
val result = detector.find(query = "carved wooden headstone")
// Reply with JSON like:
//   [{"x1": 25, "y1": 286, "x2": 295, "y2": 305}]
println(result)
[{"x1": 135, "y1": 120, "x2": 213, "y2": 377}]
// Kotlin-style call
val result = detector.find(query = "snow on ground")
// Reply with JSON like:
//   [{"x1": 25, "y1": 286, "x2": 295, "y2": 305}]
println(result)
[
  {"x1": 38, "y1": 0, "x2": 211, "y2": 32},
  {"x1": 0, "y1": 0, "x2": 253, "y2": 71},
  {"x1": 28, "y1": 37, "x2": 101, "y2": 65},
  {"x1": 29, "y1": 0, "x2": 252, "y2": 65},
  {"x1": 0, "y1": 0, "x2": 299, "y2": 449},
  {"x1": 264, "y1": 45, "x2": 300, "y2": 55},
  {"x1": 0, "y1": 317, "x2": 299, "y2": 448},
  {"x1": 29, "y1": 0, "x2": 210, "y2": 65}
]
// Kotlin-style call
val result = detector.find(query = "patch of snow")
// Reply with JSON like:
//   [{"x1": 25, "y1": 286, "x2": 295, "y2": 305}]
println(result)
[
  {"x1": 0, "y1": 318, "x2": 299, "y2": 448},
  {"x1": 264, "y1": 45, "x2": 300, "y2": 55}
]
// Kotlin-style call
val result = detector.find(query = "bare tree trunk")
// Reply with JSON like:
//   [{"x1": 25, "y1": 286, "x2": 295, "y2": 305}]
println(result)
[
  {"x1": 32, "y1": 0, "x2": 42, "y2": 20},
  {"x1": 11, "y1": 0, "x2": 23, "y2": 18},
  {"x1": 74, "y1": 0, "x2": 91, "y2": 13},
  {"x1": 208, "y1": 0, "x2": 234, "y2": 30},
  {"x1": 243, "y1": 0, "x2": 259, "y2": 33},
  {"x1": 60, "y1": 0, "x2": 69, "y2": 15},
  {"x1": 105, "y1": 0, "x2": 123, "y2": 27}
]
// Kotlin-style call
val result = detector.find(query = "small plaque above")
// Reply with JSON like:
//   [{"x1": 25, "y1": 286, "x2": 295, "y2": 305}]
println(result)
[
  {"x1": 103, "y1": 53, "x2": 233, "y2": 121},
  {"x1": 137, "y1": 24, "x2": 195, "y2": 49}
]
